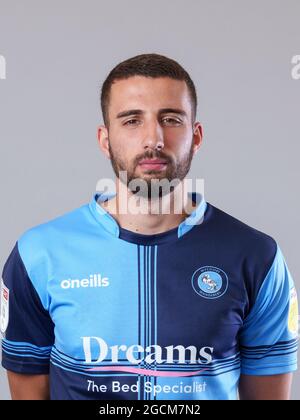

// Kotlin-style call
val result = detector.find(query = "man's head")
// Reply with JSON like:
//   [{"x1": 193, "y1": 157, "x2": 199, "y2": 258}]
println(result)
[{"x1": 97, "y1": 53, "x2": 203, "y2": 199}]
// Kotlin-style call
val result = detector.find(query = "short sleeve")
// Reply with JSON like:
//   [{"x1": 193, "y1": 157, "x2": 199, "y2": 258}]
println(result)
[
  {"x1": 239, "y1": 243, "x2": 298, "y2": 375},
  {"x1": 1, "y1": 242, "x2": 54, "y2": 374}
]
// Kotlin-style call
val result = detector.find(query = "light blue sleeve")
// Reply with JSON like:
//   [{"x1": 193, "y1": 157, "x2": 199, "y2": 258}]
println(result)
[{"x1": 239, "y1": 243, "x2": 298, "y2": 375}]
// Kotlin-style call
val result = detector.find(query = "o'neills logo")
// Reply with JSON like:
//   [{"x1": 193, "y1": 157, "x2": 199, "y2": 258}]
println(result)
[
  {"x1": 82, "y1": 337, "x2": 213, "y2": 377},
  {"x1": 60, "y1": 274, "x2": 109, "y2": 289}
]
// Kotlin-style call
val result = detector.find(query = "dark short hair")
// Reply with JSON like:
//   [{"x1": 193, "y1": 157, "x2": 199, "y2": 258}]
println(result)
[{"x1": 100, "y1": 53, "x2": 197, "y2": 128}]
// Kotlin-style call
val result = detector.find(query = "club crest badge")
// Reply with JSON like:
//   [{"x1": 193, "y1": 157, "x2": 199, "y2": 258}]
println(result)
[{"x1": 191, "y1": 266, "x2": 228, "y2": 299}]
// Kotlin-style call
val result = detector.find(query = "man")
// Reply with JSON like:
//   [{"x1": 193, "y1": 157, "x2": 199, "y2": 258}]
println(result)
[{"x1": 1, "y1": 53, "x2": 298, "y2": 400}]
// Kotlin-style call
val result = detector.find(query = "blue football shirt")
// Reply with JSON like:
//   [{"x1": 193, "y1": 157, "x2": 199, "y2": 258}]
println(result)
[{"x1": 1, "y1": 191, "x2": 298, "y2": 400}]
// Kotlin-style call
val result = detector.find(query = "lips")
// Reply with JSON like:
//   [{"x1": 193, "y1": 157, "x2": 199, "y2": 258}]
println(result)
[
  {"x1": 138, "y1": 159, "x2": 168, "y2": 171},
  {"x1": 139, "y1": 159, "x2": 168, "y2": 164}
]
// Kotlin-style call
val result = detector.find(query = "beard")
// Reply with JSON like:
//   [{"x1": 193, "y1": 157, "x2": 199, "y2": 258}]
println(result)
[{"x1": 108, "y1": 140, "x2": 194, "y2": 200}]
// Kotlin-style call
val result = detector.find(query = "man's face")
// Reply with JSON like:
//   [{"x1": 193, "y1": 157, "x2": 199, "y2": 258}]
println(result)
[{"x1": 99, "y1": 76, "x2": 202, "y2": 198}]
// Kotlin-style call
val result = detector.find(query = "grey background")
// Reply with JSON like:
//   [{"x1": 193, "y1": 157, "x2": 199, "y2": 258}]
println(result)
[{"x1": 0, "y1": 0, "x2": 299, "y2": 400}]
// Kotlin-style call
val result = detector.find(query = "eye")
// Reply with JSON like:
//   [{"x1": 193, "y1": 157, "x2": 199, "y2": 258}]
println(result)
[
  {"x1": 162, "y1": 117, "x2": 181, "y2": 125},
  {"x1": 124, "y1": 119, "x2": 140, "y2": 126}
]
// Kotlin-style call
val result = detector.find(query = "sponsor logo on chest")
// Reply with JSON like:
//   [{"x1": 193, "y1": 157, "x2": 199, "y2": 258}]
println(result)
[{"x1": 60, "y1": 274, "x2": 109, "y2": 289}]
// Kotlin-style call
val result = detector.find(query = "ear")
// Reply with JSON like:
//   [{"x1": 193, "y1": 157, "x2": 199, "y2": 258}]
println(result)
[
  {"x1": 97, "y1": 125, "x2": 111, "y2": 160},
  {"x1": 192, "y1": 122, "x2": 203, "y2": 155}
]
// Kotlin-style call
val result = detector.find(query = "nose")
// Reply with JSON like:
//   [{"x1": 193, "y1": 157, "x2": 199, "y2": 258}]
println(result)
[{"x1": 142, "y1": 120, "x2": 164, "y2": 151}]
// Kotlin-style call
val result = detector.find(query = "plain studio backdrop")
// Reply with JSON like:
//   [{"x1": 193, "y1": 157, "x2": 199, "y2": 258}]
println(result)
[{"x1": 0, "y1": 0, "x2": 299, "y2": 400}]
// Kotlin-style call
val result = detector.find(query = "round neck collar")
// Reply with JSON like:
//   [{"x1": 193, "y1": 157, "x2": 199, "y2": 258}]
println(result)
[{"x1": 88, "y1": 190, "x2": 208, "y2": 245}]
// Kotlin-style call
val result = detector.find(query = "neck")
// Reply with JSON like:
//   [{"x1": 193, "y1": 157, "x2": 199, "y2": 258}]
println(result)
[{"x1": 99, "y1": 179, "x2": 196, "y2": 235}]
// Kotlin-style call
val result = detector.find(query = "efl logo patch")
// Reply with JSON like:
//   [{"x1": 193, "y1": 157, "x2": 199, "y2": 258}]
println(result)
[
  {"x1": 288, "y1": 287, "x2": 299, "y2": 336},
  {"x1": 191, "y1": 266, "x2": 228, "y2": 299},
  {"x1": 1, "y1": 279, "x2": 9, "y2": 334}
]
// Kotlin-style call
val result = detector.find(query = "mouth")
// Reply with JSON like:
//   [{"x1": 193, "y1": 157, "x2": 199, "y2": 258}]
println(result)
[{"x1": 138, "y1": 159, "x2": 168, "y2": 171}]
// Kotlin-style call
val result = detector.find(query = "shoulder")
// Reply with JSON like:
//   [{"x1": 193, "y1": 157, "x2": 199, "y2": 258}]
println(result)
[
  {"x1": 18, "y1": 202, "x2": 88, "y2": 251},
  {"x1": 205, "y1": 202, "x2": 279, "y2": 305},
  {"x1": 206, "y1": 202, "x2": 277, "y2": 260},
  {"x1": 16, "y1": 202, "x2": 90, "y2": 275}
]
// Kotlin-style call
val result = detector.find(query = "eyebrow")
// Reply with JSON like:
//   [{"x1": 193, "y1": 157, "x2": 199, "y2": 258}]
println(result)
[{"x1": 116, "y1": 108, "x2": 187, "y2": 119}]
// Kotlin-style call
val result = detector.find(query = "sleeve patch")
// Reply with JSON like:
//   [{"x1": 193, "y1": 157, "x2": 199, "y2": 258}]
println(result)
[
  {"x1": 1, "y1": 279, "x2": 9, "y2": 335},
  {"x1": 288, "y1": 287, "x2": 299, "y2": 336}
]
